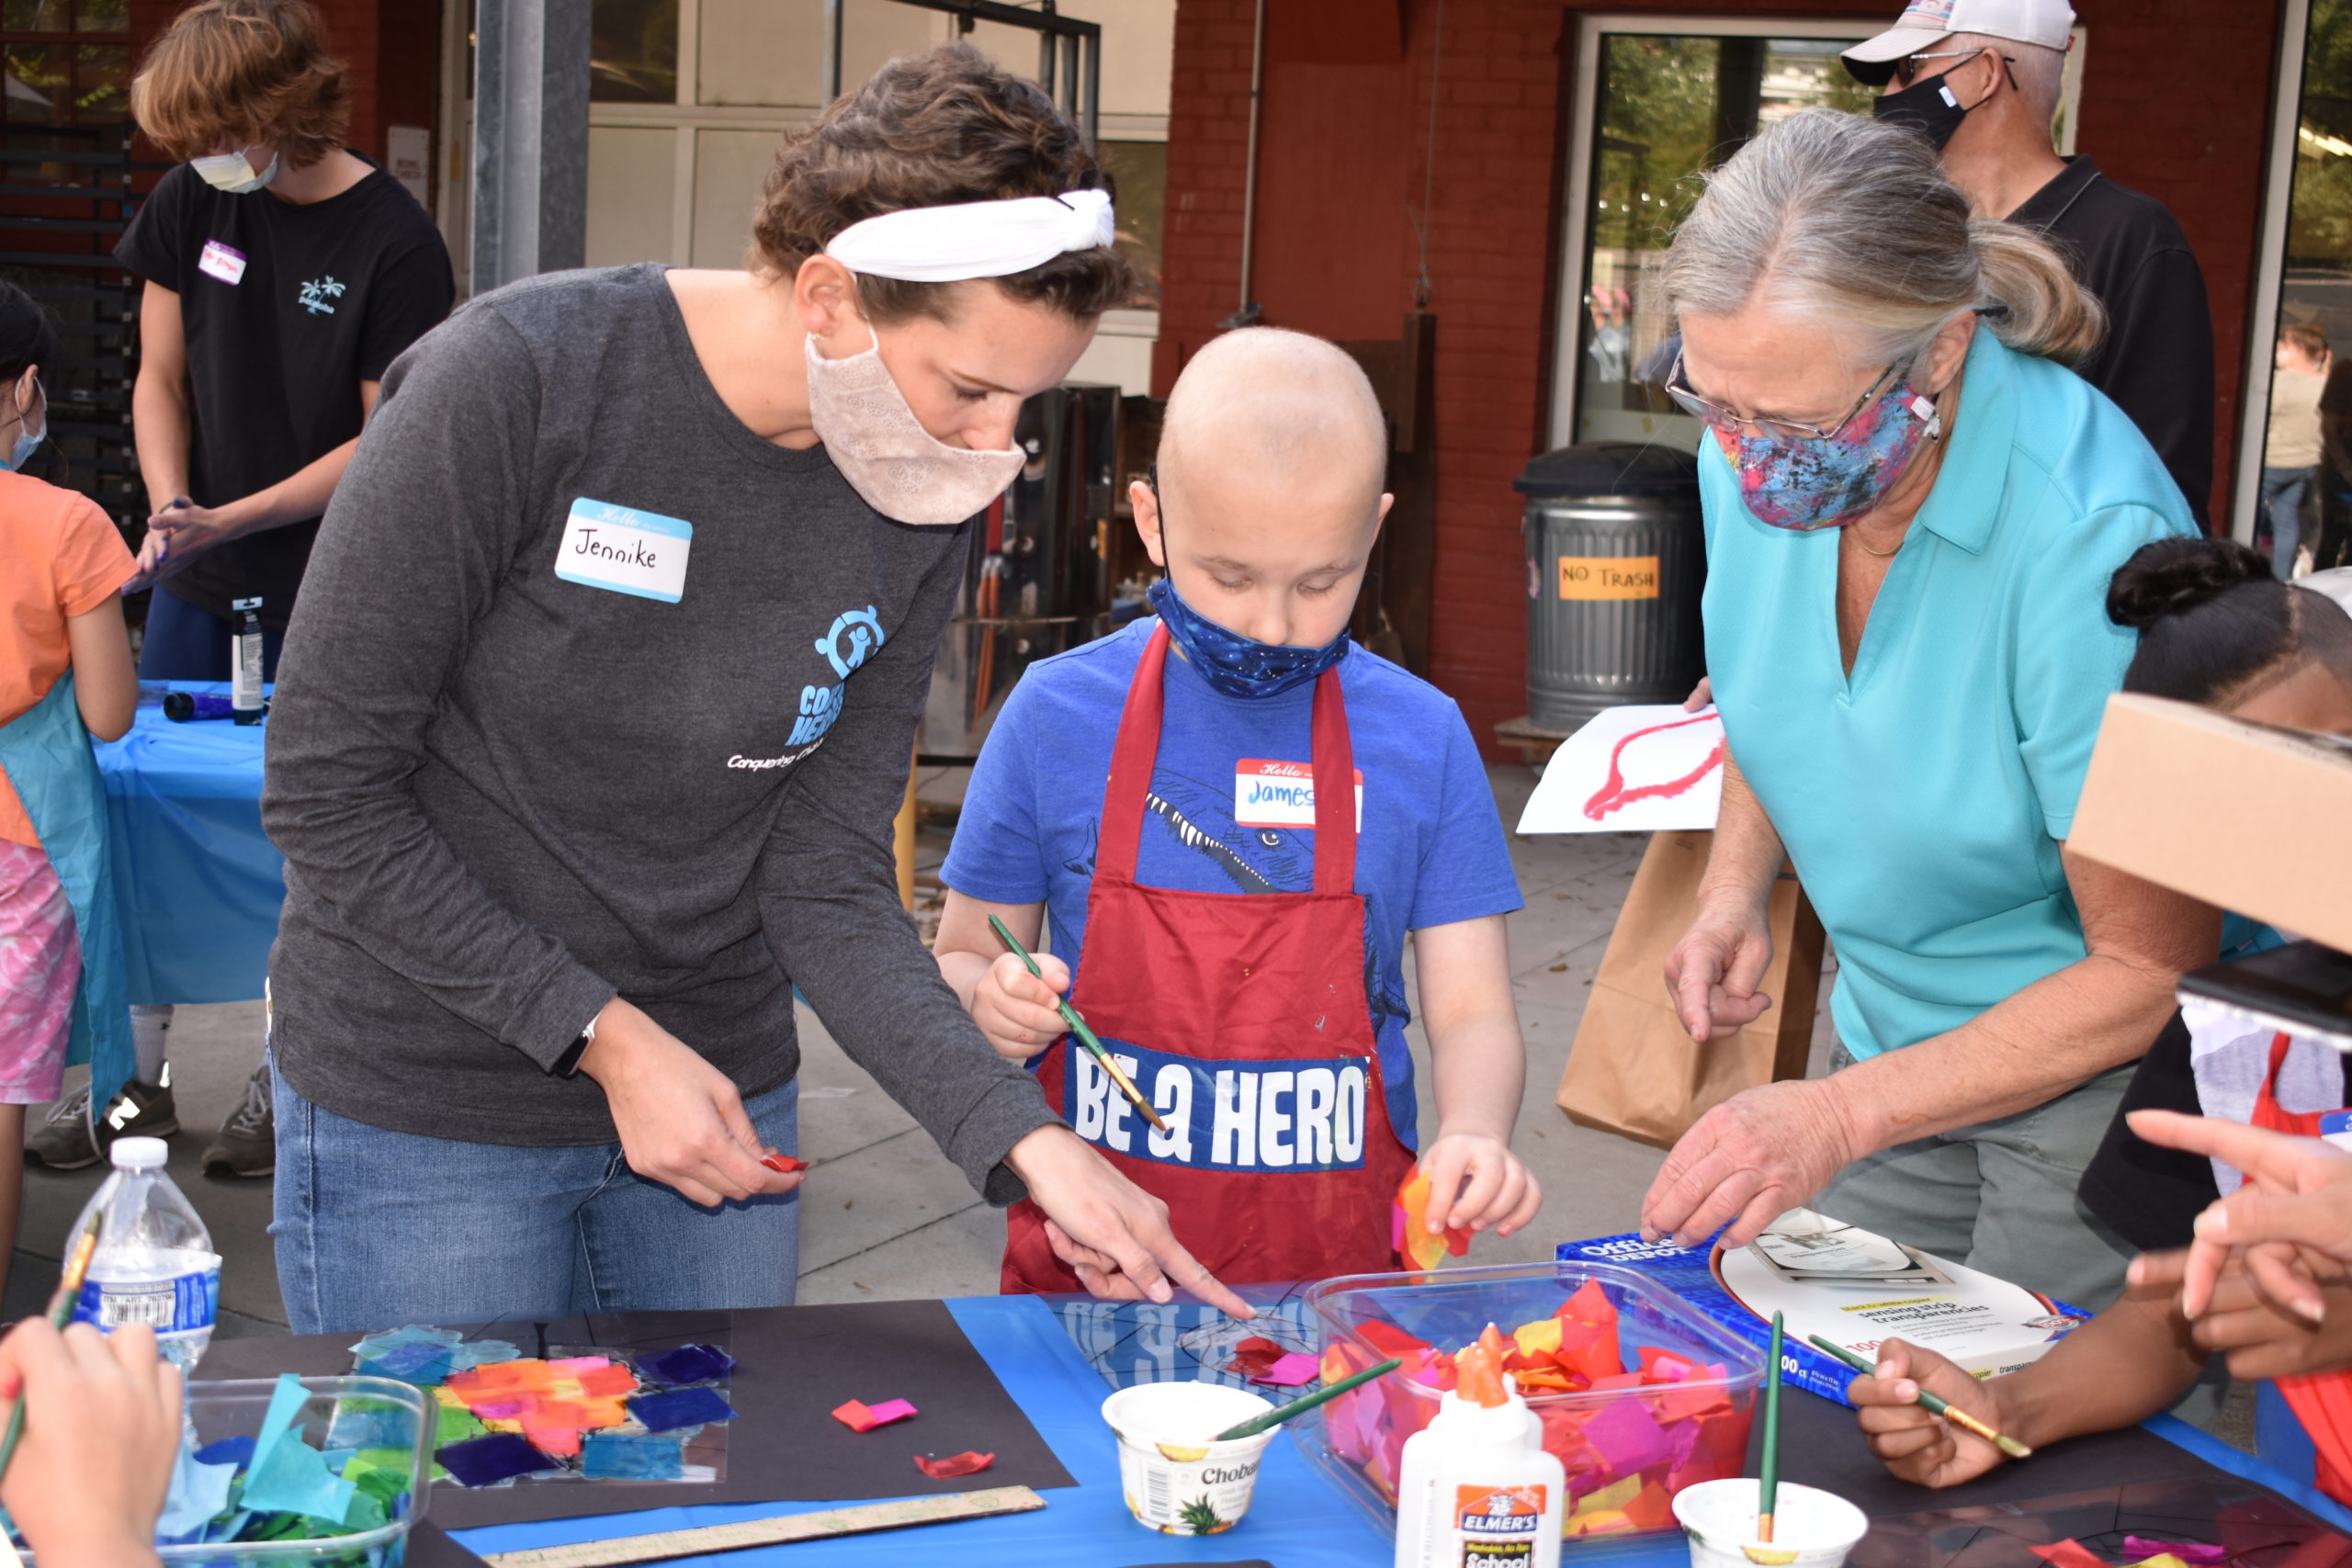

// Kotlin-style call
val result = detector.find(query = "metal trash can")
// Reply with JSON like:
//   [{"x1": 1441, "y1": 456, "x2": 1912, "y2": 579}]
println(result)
[{"x1": 1515, "y1": 442, "x2": 1706, "y2": 732}]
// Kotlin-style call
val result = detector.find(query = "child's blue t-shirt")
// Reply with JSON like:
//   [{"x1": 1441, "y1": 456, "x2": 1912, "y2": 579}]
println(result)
[{"x1": 941, "y1": 618, "x2": 1524, "y2": 1150}]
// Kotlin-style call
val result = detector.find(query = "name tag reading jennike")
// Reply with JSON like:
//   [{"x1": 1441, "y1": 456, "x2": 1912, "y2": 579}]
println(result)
[
  {"x1": 1235, "y1": 759, "x2": 1363, "y2": 830},
  {"x1": 555, "y1": 498, "x2": 692, "y2": 604}
]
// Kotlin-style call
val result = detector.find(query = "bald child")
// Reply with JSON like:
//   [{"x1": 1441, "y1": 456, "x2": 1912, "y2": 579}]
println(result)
[{"x1": 935, "y1": 328, "x2": 1540, "y2": 1294}]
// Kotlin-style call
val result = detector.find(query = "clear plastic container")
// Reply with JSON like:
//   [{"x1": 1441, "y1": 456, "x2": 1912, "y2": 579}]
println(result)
[
  {"x1": 67, "y1": 1135, "x2": 220, "y2": 1374},
  {"x1": 1299, "y1": 1260, "x2": 1765, "y2": 1545},
  {"x1": 21, "y1": 1376, "x2": 435, "y2": 1568}
]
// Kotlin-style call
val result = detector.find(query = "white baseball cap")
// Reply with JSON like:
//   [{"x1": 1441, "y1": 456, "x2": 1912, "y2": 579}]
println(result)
[{"x1": 1842, "y1": 0, "x2": 2075, "y2": 86}]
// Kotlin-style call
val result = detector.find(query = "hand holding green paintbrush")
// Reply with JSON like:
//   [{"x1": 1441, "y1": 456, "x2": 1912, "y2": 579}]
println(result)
[{"x1": 988, "y1": 914, "x2": 1171, "y2": 1135}]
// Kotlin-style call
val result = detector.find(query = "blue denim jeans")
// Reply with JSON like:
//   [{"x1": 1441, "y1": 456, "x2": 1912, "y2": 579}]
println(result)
[
  {"x1": 2262, "y1": 465, "x2": 2312, "y2": 581},
  {"x1": 269, "y1": 1060, "x2": 800, "y2": 1334}
]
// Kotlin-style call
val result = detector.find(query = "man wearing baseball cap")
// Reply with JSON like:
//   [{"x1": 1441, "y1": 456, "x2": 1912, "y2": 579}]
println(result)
[{"x1": 1845, "y1": 0, "x2": 2216, "y2": 531}]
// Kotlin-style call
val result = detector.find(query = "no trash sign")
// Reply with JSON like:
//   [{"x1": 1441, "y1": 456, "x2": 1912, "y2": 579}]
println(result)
[{"x1": 1557, "y1": 555, "x2": 1659, "y2": 601}]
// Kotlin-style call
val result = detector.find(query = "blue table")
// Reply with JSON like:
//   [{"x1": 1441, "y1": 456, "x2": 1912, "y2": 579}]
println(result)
[
  {"x1": 449, "y1": 1295, "x2": 2352, "y2": 1568},
  {"x1": 93, "y1": 682, "x2": 280, "y2": 1005}
]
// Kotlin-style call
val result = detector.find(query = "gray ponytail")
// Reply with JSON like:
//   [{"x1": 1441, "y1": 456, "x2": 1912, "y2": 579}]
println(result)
[{"x1": 1662, "y1": 108, "x2": 2104, "y2": 369}]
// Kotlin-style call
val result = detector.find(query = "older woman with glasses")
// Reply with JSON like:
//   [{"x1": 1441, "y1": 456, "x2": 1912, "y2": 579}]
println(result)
[{"x1": 1634, "y1": 109, "x2": 2216, "y2": 1314}]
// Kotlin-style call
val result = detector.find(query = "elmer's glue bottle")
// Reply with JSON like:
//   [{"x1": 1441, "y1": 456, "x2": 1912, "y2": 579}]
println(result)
[{"x1": 1395, "y1": 1325, "x2": 1564, "y2": 1568}]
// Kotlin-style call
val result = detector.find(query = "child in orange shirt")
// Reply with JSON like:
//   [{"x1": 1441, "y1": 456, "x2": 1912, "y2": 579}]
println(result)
[{"x1": 0, "y1": 278, "x2": 139, "y2": 1292}]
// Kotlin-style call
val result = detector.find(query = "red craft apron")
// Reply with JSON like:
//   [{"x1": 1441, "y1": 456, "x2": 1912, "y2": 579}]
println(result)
[
  {"x1": 2251, "y1": 1032, "x2": 2352, "y2": 1506},
  {"x1": 1001, "y1": 623, "x2": 1417, "y2": 1292}
]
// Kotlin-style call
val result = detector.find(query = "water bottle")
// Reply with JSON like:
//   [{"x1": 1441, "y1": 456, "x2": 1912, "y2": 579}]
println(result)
[
  {"x1": 229, "y1": 596, "x2": 265, "y2": 726},
  {"x1": 67, "y1": 1136, "x2": 220, "y2": 1374}
]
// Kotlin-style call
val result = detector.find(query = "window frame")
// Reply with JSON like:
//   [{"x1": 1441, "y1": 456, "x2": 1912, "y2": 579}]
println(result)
[{"x1": 2232, "y1": 0, "x2": 2313, "y2": 546}]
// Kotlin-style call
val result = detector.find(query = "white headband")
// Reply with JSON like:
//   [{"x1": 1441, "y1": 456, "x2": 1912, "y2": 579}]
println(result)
[{"x1": 822, "y1": 189, "x2": 1114, "y2": 283}]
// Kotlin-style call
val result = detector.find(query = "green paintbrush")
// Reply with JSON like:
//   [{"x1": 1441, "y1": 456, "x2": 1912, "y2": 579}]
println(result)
[
  {"x1": 1758, "y1": 1311, "x2": 1783, "y2": 1541},
  {"x1": 1212, "y1": 1357, "x2": 1404, "y2": 1441},
  {"x1": 1805, "y1": 1334, "x2": 2032, "y2": 1459},
  {"x1": 988, "y1": 913, "x2": 1170, "y2": 1134},
  {"x1": 0, "y1": 1206, "x2": 105, "y2": 1486}
]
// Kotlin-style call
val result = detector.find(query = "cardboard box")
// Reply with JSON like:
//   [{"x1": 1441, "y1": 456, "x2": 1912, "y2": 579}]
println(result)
[{"x1": 2072, "y1": 694, "x2": 2352, "y2": 953}]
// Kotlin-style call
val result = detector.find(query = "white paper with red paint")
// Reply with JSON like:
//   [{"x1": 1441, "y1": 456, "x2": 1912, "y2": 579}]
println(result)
[{"x1": 1515, "y1": 704, "x2": 1725, "y2": 835}]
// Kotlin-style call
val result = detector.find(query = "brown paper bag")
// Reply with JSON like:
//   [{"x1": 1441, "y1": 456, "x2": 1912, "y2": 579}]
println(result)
[{"x1": 1555, "y1": 830, "x2": 1827, "y2": 1149}]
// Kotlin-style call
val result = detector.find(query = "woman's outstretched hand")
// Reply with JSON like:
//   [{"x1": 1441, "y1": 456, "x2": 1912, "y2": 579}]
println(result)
[
  {"x1": 1009, "y1": 1124, "x2": 1255, "y2": 1319},
  {"x1": 580, "y1": 998, "x2": 805, "y2": 1209}
]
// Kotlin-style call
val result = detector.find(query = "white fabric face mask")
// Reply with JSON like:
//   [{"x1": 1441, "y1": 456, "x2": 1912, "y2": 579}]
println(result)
[
  {"x1": 191, "y1": 147, "x2": 279, "y2": 194},
  {"x1": 804, "y1": 321, "x2": 1024, "y2": 526}
]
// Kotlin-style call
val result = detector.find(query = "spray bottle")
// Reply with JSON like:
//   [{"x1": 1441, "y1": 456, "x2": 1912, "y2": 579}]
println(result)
[{"x1": 1394, "y1": 1325, "x2": 1565, "y2": 1568}]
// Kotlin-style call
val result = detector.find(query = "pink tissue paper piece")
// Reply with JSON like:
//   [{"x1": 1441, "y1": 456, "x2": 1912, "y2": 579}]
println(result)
[
  {"x1": 548, "y1": 1357, "x2": 610, "y2": 1373},
  {"x1": 1257, "y1": 1353, "x2": 1321, "y2": 1387},
  {"x1": 1580, "y1": 1397, "x2": 1670, "y2": 1474},
  {"x1": 864, "y1": 1398, "x2": 919, "y2": 1427},
  {"x1": 2125, "y1": 1541, "x2": 2226, "y2": 1564}
]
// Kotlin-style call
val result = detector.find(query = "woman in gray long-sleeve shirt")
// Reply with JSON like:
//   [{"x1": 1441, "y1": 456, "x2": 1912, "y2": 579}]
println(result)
[{"x1": 260, "y1": 44, "x2": 1250, "y2": 1334}]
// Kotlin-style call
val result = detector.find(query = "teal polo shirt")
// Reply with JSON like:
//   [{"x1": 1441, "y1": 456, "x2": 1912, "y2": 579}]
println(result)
[{"x1": 1700, "y1": 327, "x2": 2196, "y2": 1060}]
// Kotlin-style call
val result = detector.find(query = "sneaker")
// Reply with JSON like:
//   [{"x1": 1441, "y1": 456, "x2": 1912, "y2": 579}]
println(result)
[
  {"x1": 201, "y1": 1062, "x2": 274, "y2": 1179},
  {"x1": 26, "y1": 1069, "x2": 179, "y2": 1170}
]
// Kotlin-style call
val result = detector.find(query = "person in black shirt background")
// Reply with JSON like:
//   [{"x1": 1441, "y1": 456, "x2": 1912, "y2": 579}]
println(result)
[
  {"x1": 26, "y1": 0, "x2": 452, "y2": 1177},
  {"x1": 1845, "y1": 0, "x2": 2217, "y2": 531}
]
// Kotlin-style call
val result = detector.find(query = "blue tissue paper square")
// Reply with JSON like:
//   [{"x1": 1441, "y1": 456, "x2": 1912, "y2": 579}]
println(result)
[
  {"x1": 582, "y1": 1431, "x2": 687, "y2": 1481},
  {"x1": 639, "y1": 1344, "x2": 734, "y2": 1387},
  {"x1": 626, "y1": 1385, "x2": 734, "y2": 1432}
]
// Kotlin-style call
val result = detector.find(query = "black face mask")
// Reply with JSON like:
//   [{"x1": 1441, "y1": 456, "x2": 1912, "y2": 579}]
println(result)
[{"x1": 1872, "y1": 67, "x2": 1973, "y2": 150}]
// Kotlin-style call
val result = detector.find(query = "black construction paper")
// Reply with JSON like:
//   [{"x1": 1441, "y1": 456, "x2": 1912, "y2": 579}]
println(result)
[
  {"x1": 196, "y1": 1302, "x2": 1075, "y2": 1527},
  {"x1": 1749, "y1": 1386, "x2": 2230, "y2": 1517},
  {"x1": 406, "y1": 1522, "x2": 492, "y2": 1568},
  {"x1": 1848, "y1": 1480, "x2": 2352, "y2": 1568}
]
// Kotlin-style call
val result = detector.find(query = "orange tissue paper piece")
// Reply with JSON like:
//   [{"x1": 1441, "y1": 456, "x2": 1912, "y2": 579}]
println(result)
[
  {"x1": 1392, "y1": 1167, "x2": 1473, "y2": 1270},
  {"x1": 913, "y1": 1451, "x2": 995, "y2": 1478},
  {"x1": 525, "y1": 1426, "x2": 582, "y2": 1458},
  {"x1": 2031, "y1": 1543, "x2": 2111, "y2": 1568},
  {"x1": 833, "y1": 1400, "x2": 881, "y2": 1432},
  {"x1": 576, "y1": 1364, "x2": 638, "y2": 1398}
]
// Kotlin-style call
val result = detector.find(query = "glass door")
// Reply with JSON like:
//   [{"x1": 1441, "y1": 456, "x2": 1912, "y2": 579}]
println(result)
[{"x1": 1550, "y1": 21, "x2": 1875, "y2": 452}]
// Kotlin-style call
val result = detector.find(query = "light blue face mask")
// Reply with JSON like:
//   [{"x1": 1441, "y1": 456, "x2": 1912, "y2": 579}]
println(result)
[
  {"x1": 190, "y1": 146, "x2": 278, "y2": 195},
  {"x1": 4, "y1": 374, "x2": 45, "y2": 472}
]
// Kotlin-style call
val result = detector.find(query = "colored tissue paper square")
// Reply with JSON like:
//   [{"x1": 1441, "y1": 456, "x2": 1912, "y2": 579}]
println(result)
[
  {"x1": 582, "y1": 1430, "x2": 688, "y2": 1481},
  {"x1": 1258, "y1": 1353, "x2": 1321, "y2": 1387},
  {"x1": 2126, "y1": 1543, "x2": 2226, "y2": 1565},
  {"x1": 640, "y1": 1343, "x2": 735, "y2": 1387},
  {"x1": 437, "y1": 1432, "x2": 559, "y2": 1489},
  {"x1": 547, "y1": 1356, "x2": 610, "y2": 1374},
  {"x1": 865, "y1": 1398, "x2": 919, "y2": 1425},
  {"x1": 1577, "y1": 1398, "x2": 1671, "y2": 1476},
  {"x1": 833, "y1": 1399, "x2": 879, "y2": 1432},
  {"x1": 2031, "y1": 1541, "x2": 2112, "y2": 1568},
  {"x1": 576, "y1": 1363, "x2": 639, "y2": 1398},
  {"x1": 326, "y1": 1398, "x2": 418, "y2": 1452},
  {"x1": 914, "y1": 1451, "x2": 994, "y2": 1478},
  {"x1": 1392, "y1": 1167, "x2": 1473, "y2": 1270},
  {"x1": 241, "y1": 1374, "x2": 360, "y2": 1524},
  {"x1": 628, "y1": 1384, "x2": 736, "y2": 1433},
  {"x1": 195, "y1": 1434, "x2": 257, "y2": 1469},
  {"x1": 450, "y1": 1340, "x2": 523, "y2": 1371},
  {"x1": 762, "y1": 1153, "x2": 808, "y2": 1174},
  {"x1": 157, "y1": 1443, "x2": 240, "y2": 1540},
  {"x1": 1227, "y1": 1336, "x2": 1289, "y2": 1380},
  {"x1": 356, "y1": 1342, "x2": 455, "y2": 1387}
]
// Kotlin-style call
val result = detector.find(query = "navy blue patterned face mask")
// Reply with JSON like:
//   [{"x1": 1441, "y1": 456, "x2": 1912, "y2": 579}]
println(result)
[{"x1": 1147, "y1": 574, "x2": 1351, "y2": 699}]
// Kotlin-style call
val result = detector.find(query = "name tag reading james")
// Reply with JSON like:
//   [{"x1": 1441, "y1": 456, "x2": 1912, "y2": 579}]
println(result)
[
  {"x1": 555, "y1": 498, "x2": 692, "y2": 604},
  {"x1": 198, "y1": 239, "x2": 247, "y2": 286},
  {"x1": 1235, "y1": 758, "x2": 1363, "y2": 830}
]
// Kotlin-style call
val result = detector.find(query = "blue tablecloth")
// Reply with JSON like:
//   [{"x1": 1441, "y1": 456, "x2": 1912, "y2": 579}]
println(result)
[
  {"x1": 449, "y1": 1294, "x2": 2352, "y2": 1568},
  {"x1": 92, "y1": 682, "x2": 279, "y2": 1005}
]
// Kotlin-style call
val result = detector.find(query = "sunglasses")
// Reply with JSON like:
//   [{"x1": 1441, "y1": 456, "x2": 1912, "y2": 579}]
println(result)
[{"x1": 1664, "y1": 350, "x2": 1911, "y2": 443}]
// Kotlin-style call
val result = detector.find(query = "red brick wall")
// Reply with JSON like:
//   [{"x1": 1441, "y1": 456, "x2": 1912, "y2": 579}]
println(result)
[{"x1": 1159, "y1": 0, "x2": 2284, "y2": 754}]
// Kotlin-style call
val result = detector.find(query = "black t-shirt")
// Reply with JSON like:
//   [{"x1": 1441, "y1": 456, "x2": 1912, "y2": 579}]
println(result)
[
  {"x1": 115, "y1": 158, "x2": 454, "y2": 627},
  {"x1": 2008, "y1": 155, "x2": 2216, "y2": 532},
  {"x1": 2080, "y1": 1010, "x2": 2349, "y2": 1252}
]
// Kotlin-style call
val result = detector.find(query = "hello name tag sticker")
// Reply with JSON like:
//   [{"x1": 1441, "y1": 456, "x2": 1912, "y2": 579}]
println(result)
[
  {"x1": 198, "y1": 239, "x2": 247, "y2": 286},
  {"x1": 1235, "y1": 758, "x2": 1363, "y2": 830},
  {"x1": 555, "y1": 498, "x2": 692, "y2": 603}
]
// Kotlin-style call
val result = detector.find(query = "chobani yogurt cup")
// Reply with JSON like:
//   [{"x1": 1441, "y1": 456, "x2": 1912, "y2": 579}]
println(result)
[
  {"x1": 1102, "y1": 1382, "x2": 1279, "y2": 1535},
  {"x1": 1673, "y1": 1479, "x2": 1869, "y2": 1568}
]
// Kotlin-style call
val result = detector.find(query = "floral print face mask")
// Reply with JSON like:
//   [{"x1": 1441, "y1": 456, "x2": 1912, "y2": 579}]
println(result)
[{"x1": 1726, "y1": 369, "x2": 1942, "y2": 533}]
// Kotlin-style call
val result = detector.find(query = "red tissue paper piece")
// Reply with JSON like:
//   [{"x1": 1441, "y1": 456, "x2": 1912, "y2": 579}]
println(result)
[
  {"x1": 913, "y1": 1451, "x2": 995, "y2": 1478},
  {"x1": 832, "y1": 1397, "x2": 918, "y2": 1432},
  {"x1": 762, "y1": 1154, "x2": 808, "y2": 1174},
  {"x1": 1227, "y1": 1337, "x2": 1289, "y2": 1380},
  {"x1": 2031, "y1": 1541, "x2": 2112, "y2": 1568},
  {"x1": 2124, "y1": 1541, "x2": 2226, "y2": 1564}
]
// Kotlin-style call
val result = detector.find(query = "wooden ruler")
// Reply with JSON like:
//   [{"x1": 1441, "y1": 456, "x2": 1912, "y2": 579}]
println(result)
[{"x1": 475, "y1": 1487, "x2": 1048, "y2": 1568}]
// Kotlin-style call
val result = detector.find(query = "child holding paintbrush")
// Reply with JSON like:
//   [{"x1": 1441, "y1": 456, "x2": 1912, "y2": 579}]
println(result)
[
  {"x1": 0, "y1": 1319, "x2": 180, "y2": 1568},
  {"x1": 934, "y1": 327, "x2": 1541, "y2": 1292}
]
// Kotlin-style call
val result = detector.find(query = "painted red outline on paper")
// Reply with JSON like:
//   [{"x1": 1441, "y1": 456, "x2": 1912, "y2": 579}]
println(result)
[{"x1": 1583, "y1": 714, "x2": 1725, "y2": 821}]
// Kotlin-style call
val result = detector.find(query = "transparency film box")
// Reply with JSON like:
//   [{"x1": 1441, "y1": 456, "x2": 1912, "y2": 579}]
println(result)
[{"x1": 1556, "y1": 1232, "x2": 2084, "y2": 1409}]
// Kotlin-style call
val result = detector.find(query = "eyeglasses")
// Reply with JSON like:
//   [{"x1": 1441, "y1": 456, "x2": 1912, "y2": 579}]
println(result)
[
  {"x1": 1889, "y1": 47, "x2": 2017, "y2": 89},
  {"x1": 1664, "y1": 349, "x2": 1909, "y2": 443}
]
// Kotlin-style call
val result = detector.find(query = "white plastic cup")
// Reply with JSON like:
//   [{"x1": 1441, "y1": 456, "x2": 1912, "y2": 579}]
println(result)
[
  {"x1": 1672, "y1": 1478, "x2": 1870, "y2": 1568},
  {"x1": 1101, "y1": 1381, "x2": 1280, "y2": 1536}
]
